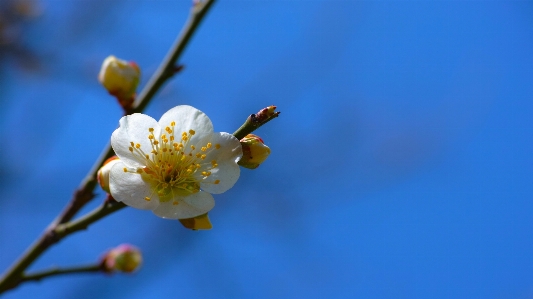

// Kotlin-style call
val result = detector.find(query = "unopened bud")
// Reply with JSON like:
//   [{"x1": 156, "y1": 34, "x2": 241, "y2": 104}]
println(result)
[
  {"x1": 238, "y1": 134, "x2": 271, "y2": 169},
  {"x1": 102, "y1": 244, "x2": 142, "y2": 273},
  {"x1": 97, "y1": 156, "x2": 120, "y2": 193},
  {"x1": 254, "y1": 105, "x2": 279, "y2": 123},
  {"x1": 179, "y1": 213, "x2": 212, "y2": 230},
  {"x1": 264, "y1": 105, "x2": 277, "y2": 117},
  {"x1": 98, "y1": 55, "x2": 140, "y2": 107}
]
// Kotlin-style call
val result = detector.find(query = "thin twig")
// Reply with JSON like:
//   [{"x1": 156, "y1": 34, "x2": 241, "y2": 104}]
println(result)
[
  {"x1": 21, "y1": 264, "x2": 102, "y2": 283},
  {"x1": 54, "y1": 199, "x2": 127, "y2": 239}
]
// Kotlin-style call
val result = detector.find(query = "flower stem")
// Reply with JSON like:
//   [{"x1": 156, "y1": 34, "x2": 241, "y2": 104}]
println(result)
[
  {"x1": 21, "y1": 264, "x2": 103, "y2": 284},
  {"x1": 0, "y1": 0, "x2": 217, "y2": 294}
]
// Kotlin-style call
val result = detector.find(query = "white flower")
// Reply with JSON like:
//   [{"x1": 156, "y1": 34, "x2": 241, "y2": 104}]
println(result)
[{"x1": 109, "y1": 105, "x2": 242, "y2": 219}]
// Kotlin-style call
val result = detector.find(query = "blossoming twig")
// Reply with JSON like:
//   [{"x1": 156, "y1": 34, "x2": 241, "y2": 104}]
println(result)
[
  {"x1": 56, "y1": 0, "x2": 217, "y2": 227},
  {"x1": 0, "y1": 0, "x2": 216, "y2": 293}
]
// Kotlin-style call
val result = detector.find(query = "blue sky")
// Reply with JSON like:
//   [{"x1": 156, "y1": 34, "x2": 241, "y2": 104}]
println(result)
[{"x1": 1, "y1": 0, "x2": 533, "y2": 298}]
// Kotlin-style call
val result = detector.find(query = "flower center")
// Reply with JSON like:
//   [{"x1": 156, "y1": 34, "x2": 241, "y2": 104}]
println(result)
[{"x1": 124, "y1": 121, "x2": 221, "y2": 204}]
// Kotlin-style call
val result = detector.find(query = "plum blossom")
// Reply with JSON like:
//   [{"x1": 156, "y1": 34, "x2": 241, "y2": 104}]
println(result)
[{"x1": 109, "y1": 105, "x2": 242, "y2": 219}]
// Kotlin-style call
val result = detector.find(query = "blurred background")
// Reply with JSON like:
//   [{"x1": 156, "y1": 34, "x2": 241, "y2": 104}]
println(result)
[{"x1": 1, "y1": 0, "x2": 533, "y2": 298}]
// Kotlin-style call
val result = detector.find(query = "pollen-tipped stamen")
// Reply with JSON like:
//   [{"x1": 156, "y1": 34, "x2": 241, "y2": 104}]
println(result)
[{"x1": 124, "y1": 121, "x2": 223, "y2": 203}]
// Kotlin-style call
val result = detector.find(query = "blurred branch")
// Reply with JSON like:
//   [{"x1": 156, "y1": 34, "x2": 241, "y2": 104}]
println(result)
[
  {"x1": 0, "y1": 0, "x2": 217, "y2": 293},
  {"x1": 21, "y1": 264, "x2": 102, "y2": 283},
  {"x1": 54, "y1": 197, "x2": 127, "y2": 238},
  {"x1": 0, "y1": 0, "x2": 42, "y2": 70},
  {"x1": 132, "y1": 0, "x2": 216, "y2": 114}
]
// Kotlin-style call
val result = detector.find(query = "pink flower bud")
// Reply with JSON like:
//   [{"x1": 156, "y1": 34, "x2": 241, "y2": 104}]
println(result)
[{"x1": 102, "y1": 244, "x2": 142, "y2": 273}]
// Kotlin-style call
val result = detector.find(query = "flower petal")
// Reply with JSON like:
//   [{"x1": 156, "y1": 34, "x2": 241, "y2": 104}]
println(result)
[
  {"x1": 158, "y1": 105, "x2": 214, "y2": 146},
  {"x1": 109, "y1": 161, "x2": 159, "y2": 210},
  {"x1": 152, "y1": 191, "x2": 215, "y2": 219},
  {"x1": 199, "y1": 132, "x2": 242, "y2": 194},
  {"x1": 200, "y1": 161, "x2": 240, "y2": 194},
  {"x1": 111, "y1": 113, "x2": 161, "y2": 168}
]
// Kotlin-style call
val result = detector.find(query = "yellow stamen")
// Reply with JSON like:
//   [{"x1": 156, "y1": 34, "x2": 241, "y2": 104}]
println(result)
[{"x1": 122, "y1": 125, "x2": 220, "y2": 204}]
